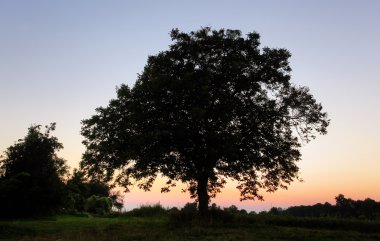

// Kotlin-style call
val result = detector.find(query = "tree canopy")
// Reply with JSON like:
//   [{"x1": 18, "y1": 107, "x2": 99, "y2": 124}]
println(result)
[
  {"x1": 81, "y1": 27, "x2": 329, "y2": 217},
  {"x1": 0, "y1": 123, "x2": 68, "y2": 217}
]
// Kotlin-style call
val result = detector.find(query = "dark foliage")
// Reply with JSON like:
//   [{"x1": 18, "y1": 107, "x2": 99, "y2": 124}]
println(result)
[
  {"x1": 167, "y1": 200, "x2": 380, "y2": 231},
  {"x1": 285, "y1": 202, "x2": 334, "y2": 217},
  {"x1": 64, "y1": 169, "x2": 123, "y2": 214},
  {"x1": 84, "y1": 195, "x2": 112, "y2": 215},
  {"x1": 81, "y1": 27, "x2": 329, "y2": 218},
  {"x1": 266, "y1": 194, "x2": 380, "y2": 220},
  {"x1": 126, "y1": 203, "x2": 167, "y2": 217},
  {"x1": 168, "y1": 203, "x2": 253, "y2": 226},
  {"x1": 0, "y1": 124, "x2": 68, "y2": 218}
]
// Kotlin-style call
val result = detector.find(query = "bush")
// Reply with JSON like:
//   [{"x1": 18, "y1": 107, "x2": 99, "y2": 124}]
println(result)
[
  {"x1": 168, "y1": 202, "x2": 199, "y2": 226},
  {"x1": 210, "y1": 205, "x2": 234, "y2": 224},
  {"x1": 84, "y1": 195, "x2": 112, "y2": 215},
  {"x1": 168, "y1": 203, "x2": 252, "y2": 226},
  {"x1": 126, "y1": 203, "x2": 167, "y2": 217}
]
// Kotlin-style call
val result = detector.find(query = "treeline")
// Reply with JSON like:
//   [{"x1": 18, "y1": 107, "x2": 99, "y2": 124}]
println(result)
[
  {"x1": 110, "y1": 202, "x2": 380, "y2": 233},
  {"x1": 0, "y1": 124, "x2": 122, "y2": 218},
  {"x1": 267, "y1": 194, "x2": 380, "y2": 220},
  {"x1": 117, "y1": 198, "x2": 380, "y2": 225}
]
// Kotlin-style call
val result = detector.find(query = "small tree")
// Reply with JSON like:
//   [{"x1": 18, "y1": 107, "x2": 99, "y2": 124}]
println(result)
[
  {"x1": 81, "y1": 27, "x2": 329, "y2": 219},
  {"x1": 0, "y1": 123, "x2": 68, "y2": 217}
]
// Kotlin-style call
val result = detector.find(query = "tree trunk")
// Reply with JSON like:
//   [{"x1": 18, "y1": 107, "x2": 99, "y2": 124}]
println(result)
[{"x1": 197, "y1": 176, "x2": 209, "y2": 222}]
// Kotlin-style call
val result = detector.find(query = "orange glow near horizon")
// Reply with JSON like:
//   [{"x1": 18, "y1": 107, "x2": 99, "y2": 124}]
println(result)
[
  {"x1": 56, "y1": 125, "x2": 380, "y2": 212},
  {"x1": 4, "y1": 116, "x2": 380, "y2": 213},
  {"x1": 117, "y1": 168, "x2": 380, "y2": 212}
]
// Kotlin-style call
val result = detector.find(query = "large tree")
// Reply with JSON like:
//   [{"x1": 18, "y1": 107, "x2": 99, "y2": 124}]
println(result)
[
  {"x1": 81, "y1": 27, "x2": 329, "y2": 218},
  {"x1": 0, "y1": 123, "x2": 68, "y2": 217}
]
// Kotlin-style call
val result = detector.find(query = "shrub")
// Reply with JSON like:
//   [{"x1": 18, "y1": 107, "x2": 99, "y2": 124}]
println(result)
[
  {"x1": 84, "y1": 195, "x2": 112, "y2": 215},
  {"x1": 127, "y1": 203, "x2": 167, "y2": 217},
  {"x1": 168, "y1": 202, "x2": 199, "y2": 226}
]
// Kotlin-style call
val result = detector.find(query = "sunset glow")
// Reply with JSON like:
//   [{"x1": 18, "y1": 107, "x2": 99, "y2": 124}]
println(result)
[{"x1": 1, "y1": 0, "x2": 379, "y2": 212}]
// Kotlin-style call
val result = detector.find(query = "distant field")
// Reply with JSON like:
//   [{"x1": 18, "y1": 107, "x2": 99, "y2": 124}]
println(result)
[{"x1": 1, "y1": 215, "x2": 380, "y2": 241}]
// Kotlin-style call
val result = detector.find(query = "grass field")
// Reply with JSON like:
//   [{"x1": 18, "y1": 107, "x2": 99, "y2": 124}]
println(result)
[{"x1": 1, "y1": 215, "x2": 380, "y2": 241}]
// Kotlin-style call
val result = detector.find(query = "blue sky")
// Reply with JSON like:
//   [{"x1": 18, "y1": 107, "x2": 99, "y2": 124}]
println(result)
[{"x1": 1, "y1": 0, "x2": 379, "y2": 211}]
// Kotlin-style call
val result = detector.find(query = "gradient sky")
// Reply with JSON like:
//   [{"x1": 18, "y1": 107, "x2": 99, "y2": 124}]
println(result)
[{"x1": 1, "y1": 0, "x2": 379, "y2": 212}]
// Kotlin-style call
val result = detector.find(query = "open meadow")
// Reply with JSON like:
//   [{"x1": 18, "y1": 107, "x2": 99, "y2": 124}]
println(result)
[{"x1": 1, "y1": 215, "x2": 380, "y2": 241}]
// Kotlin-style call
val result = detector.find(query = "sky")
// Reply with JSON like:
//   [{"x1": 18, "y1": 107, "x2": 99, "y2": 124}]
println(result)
[{"x1": 0, "y1": 0, "x2": 379, "y2": 212}]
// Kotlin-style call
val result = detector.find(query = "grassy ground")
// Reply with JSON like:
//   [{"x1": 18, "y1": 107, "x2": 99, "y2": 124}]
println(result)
[{"x1": 1, "y1": 215, "x2": 380, "y2": 241}]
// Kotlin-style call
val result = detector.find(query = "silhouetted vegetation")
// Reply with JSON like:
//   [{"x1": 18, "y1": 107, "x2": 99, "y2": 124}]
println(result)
[
  {"x1": 114, "y1": 196, "x2": 380, "y2": 227},
  {"x1": 269, "y1": 194, "x2": 380, "y2": 220},
  {"x1": 124, "y1": 203, "x2": 167, "y2": 217},
  {"x1": 0, "y1": 124, "x2": 68, "y2": 218},
  {"x1": 0, "y1": 124, "x2": 122, "y2": 219},
  {"x1": 81, "y1": 27, "x2": 329, "y2": 219},
  {"x1": 65, "y1": 169, "x2": 123, "y2": 215}
]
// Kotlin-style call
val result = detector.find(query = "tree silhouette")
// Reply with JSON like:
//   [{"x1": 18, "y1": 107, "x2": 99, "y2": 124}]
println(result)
[
  {"x1": 0, "y1": 123, "x2": 68, "y2": 217},
  {"x1": 81, "y1": 27, "x2": 329, "y2": 219}
]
